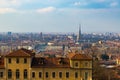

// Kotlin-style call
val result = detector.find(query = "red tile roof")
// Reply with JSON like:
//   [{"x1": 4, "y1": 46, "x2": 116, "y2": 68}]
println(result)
[
  {"x1": 20, "y1": 48, "x2": 35, "y2": 56},
  {"x1": 6, "y1": 48, "x2": 35, "y2": 57},
  {"x1": 31, "y1": 57, "x2": 70, "y2": 68},
  {"x1": 68, "y1": 53, "x2": 92, "y2": 60}
]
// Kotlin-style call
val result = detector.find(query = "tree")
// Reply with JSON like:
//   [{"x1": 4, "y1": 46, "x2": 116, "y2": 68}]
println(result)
[
  {"x1": 93, "y1": 61, "x2": 116, "y2": 80},
  {"x1": 101, "y1": 54, "x2": 109, "y2": 61}
]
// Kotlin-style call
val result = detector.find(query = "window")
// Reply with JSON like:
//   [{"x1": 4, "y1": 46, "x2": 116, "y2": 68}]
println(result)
[
  {"x1": 85, "y1": 62, "x2": 88, "y2": 67},
  {"x1": 75, "y1": 72, "x2": 78, "y2": 78},
  {"x1": 32, "y1": 72, "x2": 35, "y2": 78},
  {"x1": 39, "y1": 72, "x2": 42, "y2": 78},
  {"x1": 8, "y1": 58, "x2": 11, "y2": 63},
  {"x1": 75, "y1": 62, "x2": 78, "y2": 67},
  {"x1": 66, "y1": 72, "x2": 69, "y2": 78},
  {"x1": 59, "y1": 72, "x2": 62, "y2": 78},
  {"x1": 45, "y1": 72, "x2": 48, "y2": 78},
  {"x1": 85, "y1": 72, "x2": 88, "y2": 80},
  {"x1": 16, "y1": 58, "x2": 19, "y2": 63},
  {"x1": 0, "y1": 72, "x2": 3, "y2": 78},
  {"x1": 24, "y1": 58, "x2": 27, "y2": 63},
  {"x1": 0, "y1": 59, "x2": 2, "y2": 64},
  {"x1": 52, "y1": 72, "x2": 55, "y2": 78},
  {"x1": 16, "y1": 69, "x2": 20, "y2": 79},
  {"x1": 8, "y1": 69, "x2": 12, "y2": 79},
  {"x1": 24, "y1": 69, "x2": 27, "y2": 79}
]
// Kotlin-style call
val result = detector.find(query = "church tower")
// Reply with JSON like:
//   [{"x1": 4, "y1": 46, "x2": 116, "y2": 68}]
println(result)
[{"x1": 77, "y1": 24, "x2": 81, "y2": 43}]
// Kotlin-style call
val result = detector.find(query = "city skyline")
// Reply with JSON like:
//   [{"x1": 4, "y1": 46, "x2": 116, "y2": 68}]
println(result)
[{"x1": 0, "y1": 0, "x2": 120, "y2": 33}]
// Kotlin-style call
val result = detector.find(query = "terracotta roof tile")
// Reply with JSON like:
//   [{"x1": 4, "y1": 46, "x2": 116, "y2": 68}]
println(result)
[
  {"x1": 68, "y1": 53, "x2": 92, "y2": 60},
  {"x1": 31, "y1": 57, "x2": 70, "y2": 68},
  {"x1": 20, "y1": 48, "x2": 35, "y2": 56},
  {"x1": 6, "y1": 48, "x2": 34, "y2": 57},
  {"x1": 67, "y1": 53, "x2": 76, "y2": 58}
]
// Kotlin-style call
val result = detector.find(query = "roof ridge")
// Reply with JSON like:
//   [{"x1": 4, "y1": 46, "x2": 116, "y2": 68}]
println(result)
[
  {"x1": 20, "y1": 49, "x2": 31, "y2": 56},
  {"x1": 5, "y1": 49, "x2": 32, "y2": 57},
  {"x1": 70, "y1": 53, "x2": 92, "y2": 60}
]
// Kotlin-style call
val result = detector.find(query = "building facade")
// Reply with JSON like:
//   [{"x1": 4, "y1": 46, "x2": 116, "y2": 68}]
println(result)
[{"x1": 0, "y1": 48, "x2": 92, "y2": 80}]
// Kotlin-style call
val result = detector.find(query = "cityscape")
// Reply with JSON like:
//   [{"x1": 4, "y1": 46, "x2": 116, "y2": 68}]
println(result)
[
  {"x1": 0, "y1": 0, "x2": 120, "y2": 80},
  {"x1": 0, "y1": 27, "x2": 120, "y2": 80}
]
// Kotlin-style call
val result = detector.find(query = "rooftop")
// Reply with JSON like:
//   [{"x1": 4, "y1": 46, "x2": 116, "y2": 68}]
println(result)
[
  {"x1": 5, "y1": 48, "x2": 35, "y2": 57},
  {"x1": 68, "y1": 53, "x2": 92, "y2": 60},
  {"x1": 31, "y1": 57, "x2": 70, "y2": 68}
]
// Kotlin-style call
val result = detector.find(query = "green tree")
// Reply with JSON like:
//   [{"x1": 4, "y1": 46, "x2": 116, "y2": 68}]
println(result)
[{"x1": 101, "y1": 54, "x2": 109, "y2": 61}]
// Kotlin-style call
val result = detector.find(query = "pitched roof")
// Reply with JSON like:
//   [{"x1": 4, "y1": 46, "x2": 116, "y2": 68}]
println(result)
[
  {"x1": 31, "y1": 57, "x2": 70, "y2": 68},
  {"x1": 20, "y1": 48, "x2": 35, "y2": 56},
  {"x1": 6, "y1": 48, "x2": 34, "y2": 57},
  {"x1": 68, "y1": 53, "x2": 92, "y2": 60}
]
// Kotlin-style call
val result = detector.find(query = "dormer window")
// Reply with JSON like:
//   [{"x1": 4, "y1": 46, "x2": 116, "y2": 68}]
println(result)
[
  {"x1": 58, "y1": 58, "x2": 65, "y2": 64},
  {"x1": 38, "y1": 58, "x2": 45, "y2": 64}
]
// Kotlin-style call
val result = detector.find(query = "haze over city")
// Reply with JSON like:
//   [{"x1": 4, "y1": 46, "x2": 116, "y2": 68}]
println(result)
[{"x1": 0, "y1": 0, "x2": 120, "y2": 33}]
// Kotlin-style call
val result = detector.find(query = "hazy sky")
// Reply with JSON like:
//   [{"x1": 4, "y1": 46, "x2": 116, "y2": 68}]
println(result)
[{"x1": 0, "y1": 0, "x2": 120, "y2": 33}]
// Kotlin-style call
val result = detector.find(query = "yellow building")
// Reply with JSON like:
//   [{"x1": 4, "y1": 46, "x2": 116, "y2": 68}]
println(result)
[{"x1": 0, "y1": 48, "x2": 92, "y2": 80}]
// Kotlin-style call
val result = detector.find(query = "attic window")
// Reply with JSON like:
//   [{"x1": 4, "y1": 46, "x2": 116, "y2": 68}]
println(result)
[
  {"x1": 38, "y1": 58, "x2": 45, "y2": 64},
  {"x1": 58, "y1": 58, "x2": 65, "y2": 64}
]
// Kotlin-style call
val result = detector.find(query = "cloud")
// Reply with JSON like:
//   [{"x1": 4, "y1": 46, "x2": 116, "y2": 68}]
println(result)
[
  {"x1": 0, "y1": 0, "x2": 32, "y2": 7},
  {"x1": 36, "y1": 7, "x2": 56, "y2": 13},
  {"x1": 74, "y1": 1, "x2": 88, "y2": 6},
  {"x1": 95, "y1": 0, "x2": 105, "y2": 2},
  {"x1": 0, "y1": 0, "x2": 18, "y2": 7},
  {"x1": 0, "y1": 8, "x2": 17, "y2": 14},
  {"x1": 110, "y1": 2, "x2": 118, "y2": 7}
]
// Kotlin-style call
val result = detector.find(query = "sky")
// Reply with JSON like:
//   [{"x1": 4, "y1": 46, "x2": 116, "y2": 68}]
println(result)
[{"x1": 0, "y1": 0, "x2": 120, "y2": 33}]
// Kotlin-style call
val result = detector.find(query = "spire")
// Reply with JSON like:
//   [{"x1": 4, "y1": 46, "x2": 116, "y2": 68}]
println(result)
[
  {"x1": 77, "y1": 24, "x2": 81, "y2": 43},
  {"x1": 79, "y1": 24, "x2": 81, "y2": 41}
]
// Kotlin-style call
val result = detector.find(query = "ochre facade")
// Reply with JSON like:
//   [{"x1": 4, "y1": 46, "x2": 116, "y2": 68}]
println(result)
[{"x1": 0, "y1": 48, "x2": 92, "y2": 80}]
